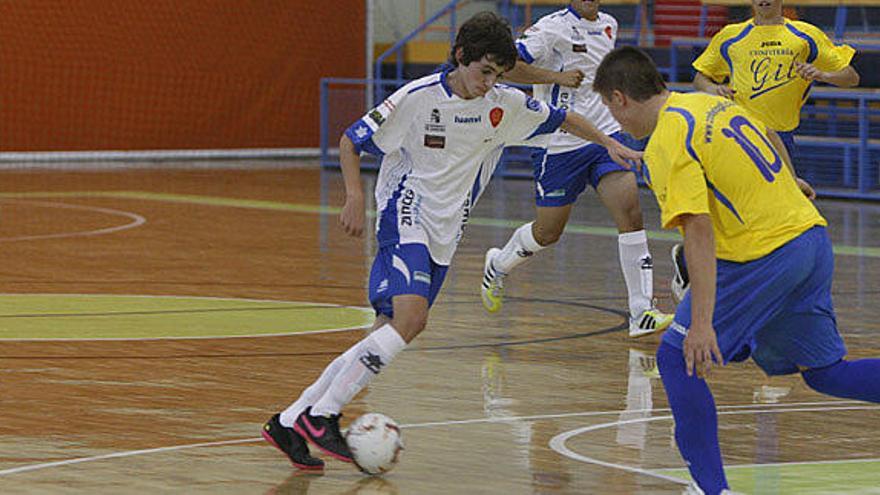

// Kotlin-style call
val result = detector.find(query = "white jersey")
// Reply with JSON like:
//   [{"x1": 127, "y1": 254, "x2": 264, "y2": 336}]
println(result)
[
  {"x1": 346, "y1": 70, "x2": 566, "y2": 265},
  {"x1": 517, "y1": 6, "x2": 620, "y2": 154}
]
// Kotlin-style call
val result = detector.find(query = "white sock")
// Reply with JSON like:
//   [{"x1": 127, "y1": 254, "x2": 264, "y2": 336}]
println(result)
[
  {"x1": 493, "y1": 222, "x2": 546, "y2": 274},
  {"x1": 310, "y1": 324, "x2": 406, "y2": 417},
  {"x1": 279, "y1": 352, "x2": 348, "y2": 427},
  {"x1": 618, "y1": 230, "x2": 653, "y2": 318}
]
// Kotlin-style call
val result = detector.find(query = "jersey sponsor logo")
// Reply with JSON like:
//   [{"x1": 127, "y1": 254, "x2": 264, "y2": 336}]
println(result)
[
  {"x1": 761, "y1": 40, "x2": 782, "y2": 47},
  {"x1": 490, "y1": 107, "x2": 504, "y2": 127},
  {"x1": 424, "y1": 134, "x2": 446, "y2": 149},
  {"x1": 368, "y1": 109, "x2": 385, "y2": 126},
  {"x1": 425, "y1": 107, "x2": 445, "y2": 132},
  {"x1": 399, "y1": 188, "x2": 417, "y2": 225},
  {"x1": 572, "y1": 43, "x2": 588, "y2": 53},
  {"x1": 454, "y1": 115, "x2": 482, "y2": 124},
  {"x1": 749, "y1": 56, "x2": 797, "y2": 97}
]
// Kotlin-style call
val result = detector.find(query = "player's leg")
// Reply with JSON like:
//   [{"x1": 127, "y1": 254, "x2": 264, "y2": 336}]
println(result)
[
  {"x1": 289, "y1": 243, "x2": 445, "y2": 462},
  {"x1": 482, "y1": 147, "x2": 585, "y2": 313},
  {"x1": 657, "y1": 340, "x2": 728, "y2": 494},
  {"x1": 658, "y1": 228, "x2": 820, "y2": 494},
  {"x1": 592, "y1": 139, "x2": 670, "y2": 337},
  {"x1": 748, "y1": 226, "x2": 880, "y2": 402}
]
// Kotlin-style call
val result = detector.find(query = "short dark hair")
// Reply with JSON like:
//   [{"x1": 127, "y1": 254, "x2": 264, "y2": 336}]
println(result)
[
  {"x1": 594, "y1": 46, "x2": 667, "y2": 102},
  {"x1": 448, "y1": 12, "x2": 517, "y2": 71}
]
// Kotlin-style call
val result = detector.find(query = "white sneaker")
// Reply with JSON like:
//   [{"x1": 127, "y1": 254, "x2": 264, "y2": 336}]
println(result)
[
  {"x1": 671, "y1": 243, "x2": 690, "y2": 303},
  {"x1": 629, "y1": 308, "x2": 673, "y2": 338},
  {"x1": 682, "y1": 482, "x2": 745, "y2": 495},
  {"x1": 481, "y1": 248, "x2": 505, "y2": 313}
]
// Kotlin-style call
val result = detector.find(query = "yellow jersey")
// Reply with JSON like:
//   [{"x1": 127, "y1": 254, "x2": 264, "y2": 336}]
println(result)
[
  {"x1": 644, "y1": 92, "x2": 826, "y2": 262},
  {"x1": 692, "y1": 19, "x2": 854, "y2": 132}
]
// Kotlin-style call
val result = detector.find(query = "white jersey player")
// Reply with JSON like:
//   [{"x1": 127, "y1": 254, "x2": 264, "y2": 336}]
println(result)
[
  {"x1": 481, "y1": 0, "x2": 672, "y2": 337},
  {"x1": 261, "y1": 12, "x2": 643, "y2": 471}
]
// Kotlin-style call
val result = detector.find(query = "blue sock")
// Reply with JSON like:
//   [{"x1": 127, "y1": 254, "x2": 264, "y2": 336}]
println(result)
[
  {"x1": 802, "y1": 359, "x2": 880, "y2": 402},
  {"x1": 657, "y1": 342, "x2": 729, "y2": 495}
]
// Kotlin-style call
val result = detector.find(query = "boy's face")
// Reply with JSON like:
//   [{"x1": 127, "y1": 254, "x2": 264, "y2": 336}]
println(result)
[
  {"x1": 570, "y1": 0, "x2": 601, "y2": 20},
  {"x1": 457, "y1": 56, "x2": 507, "y2": 98},
  {"x1": 752, "y1": 0, "x2": 783, "y2": 17},
  {"x1": 601, "y1": 91, "x2": 651, "y2": 139}
]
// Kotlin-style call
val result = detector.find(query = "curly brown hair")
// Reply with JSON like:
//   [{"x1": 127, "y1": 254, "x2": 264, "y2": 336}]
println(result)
[{"x1": 448, "y1": 12, "x2": 517, "y2": 71}]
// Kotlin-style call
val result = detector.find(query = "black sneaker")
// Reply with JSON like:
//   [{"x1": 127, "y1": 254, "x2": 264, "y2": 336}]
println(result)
[
  {"x1": 293, "y1": 407, "x2": 354, "y2": 463},
  {"x1": 671, "y1": 243, "x2": 690, "y2": 303},
  {"x1": 262, "y1": 413, "x2": 325, "y2": 471}
]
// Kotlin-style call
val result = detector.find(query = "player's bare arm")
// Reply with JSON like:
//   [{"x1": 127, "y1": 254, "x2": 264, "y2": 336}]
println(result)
[
  {"x1": 794, "y1": 62, "x2": 860, "y2": 87},
  {"x1": 502, "y1": 60, "x2": 585, "y2": 88},
  {"x1": 559, "y1": 112, "x2": 643, "y2": 168},
  {"x1": 693, "y1": 72, "x2": 735, "y2": 100},
  {"x1": 338, "y1": 134, "x2": 366, "y2": 238},
  {"x1": 679, "y1": 213, "x2": 723, "y2": 378},
  {"x1": 767, "y1": 129, "x2": 816, "y2": 200}
]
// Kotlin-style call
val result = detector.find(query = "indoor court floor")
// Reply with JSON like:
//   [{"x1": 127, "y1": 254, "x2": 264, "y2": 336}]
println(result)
[{"x1": 0, "y1": 161, "x2": 878, "y2": 494}]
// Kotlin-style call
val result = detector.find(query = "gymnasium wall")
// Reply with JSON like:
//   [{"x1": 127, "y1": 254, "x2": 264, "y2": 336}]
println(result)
[{"x1": 0, "y1": 1, "x2": 364, "y2": 152}]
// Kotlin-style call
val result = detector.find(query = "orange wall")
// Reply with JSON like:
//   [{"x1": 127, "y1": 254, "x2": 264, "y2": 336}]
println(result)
[{"x1": 0, "y1": 1, "x2": 364, "y2": 151}]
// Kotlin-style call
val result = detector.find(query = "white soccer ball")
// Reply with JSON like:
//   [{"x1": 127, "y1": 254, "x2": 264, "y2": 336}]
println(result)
[{"x1": 345, "y1": 413, "x2": 404, "y2": 475}]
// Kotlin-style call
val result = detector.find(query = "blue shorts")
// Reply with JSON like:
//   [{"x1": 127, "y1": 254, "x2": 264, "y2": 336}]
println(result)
[
  {"x1": 662, "y1": 226, "x2": 846, "y2": 376},
  {"x1": 533, "y1": 132, "x2": 634, "y2": 207},
  {"x1": 777, "y1": 130, "x2": 797, "y2": 159},
  {"x1": 368, "y1": 243, "x2": 449, "y2": 319}
]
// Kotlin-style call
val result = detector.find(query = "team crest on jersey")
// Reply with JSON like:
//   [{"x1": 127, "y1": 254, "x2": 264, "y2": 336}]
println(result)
[
  {"x1": 489, "y1": 107, "x2": 504, "y2": 127},
  {"x1": 605, "y1": 26, "x2": 613, "y2": 39}
]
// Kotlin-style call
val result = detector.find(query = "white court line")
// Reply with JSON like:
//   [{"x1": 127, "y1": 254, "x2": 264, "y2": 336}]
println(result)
[
  {"x1": 0, "y1": 199, "x2": 146, "y2": 242},
  {"x1": 0, "y1": 400, "x2": 864, "y2": 478},
  {"x1": 549, "y1": 404, "x2": 880, "y2": 486},
  {"x1": 0, "y1": 293, "x2": 374, "y2": 341},
  {"x1": 0, "y1": 439, "x2": 259, "y2": 476}
]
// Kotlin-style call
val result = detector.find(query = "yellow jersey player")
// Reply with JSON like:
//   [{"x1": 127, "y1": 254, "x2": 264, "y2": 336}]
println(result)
[
  {"x1": 692, "y1": 0, "x2": 859, "y2": 157},
  {"x1": 673, "y1": 0, "x2": 861, "y2": 304},
  {"x1": 594, "y1": 46, "x2": 880, "y2": 495}
]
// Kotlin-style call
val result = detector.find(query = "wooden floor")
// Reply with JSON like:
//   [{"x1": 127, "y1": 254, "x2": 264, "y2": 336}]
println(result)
[{"x1": 1, "y1": 162, "x2": 879, "y2": 494}]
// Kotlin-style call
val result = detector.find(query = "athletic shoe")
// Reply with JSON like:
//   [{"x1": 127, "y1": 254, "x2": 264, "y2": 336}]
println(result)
[
  {"x1": 262, "y1": 413, "x2": 324, "y2": 470},
  {"x1": 681, "y1": 482, "x2": 744, "y2": 494},
  {"x1": 481, "y1": 247, "x2": 505, "y2": 313},
  {"x1": 629, "y1": 308, "x2": 673, "y2": 338},
  {"x1": 671, "y1": 243, "x2": 690, "y2": 303},
  {"x1": 293, "y1": 407, "x2": 354, "y2": 463}
]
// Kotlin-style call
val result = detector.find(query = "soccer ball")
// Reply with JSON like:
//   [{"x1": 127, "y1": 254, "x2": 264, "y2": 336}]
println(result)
[{"x1": 345, "y1": 413, "x2": 404, "y2": 475}]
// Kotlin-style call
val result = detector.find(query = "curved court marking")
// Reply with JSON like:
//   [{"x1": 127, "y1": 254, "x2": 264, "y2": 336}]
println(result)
[
  {"x1": 2, "y1": 191, "x2": 878, "y2": 258},
  {"x1": 0, "y1": 294, "x2": 373, "y2": 341},
  {"x1": 0, "y1": 400, "x2": 863, "y2": 478},
  {"x1": 549, "y1": 403, "x2": 880, "y2": 487},
  {"x1": 0, "y1": 199, "x2": 146, "y2": 242}
]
